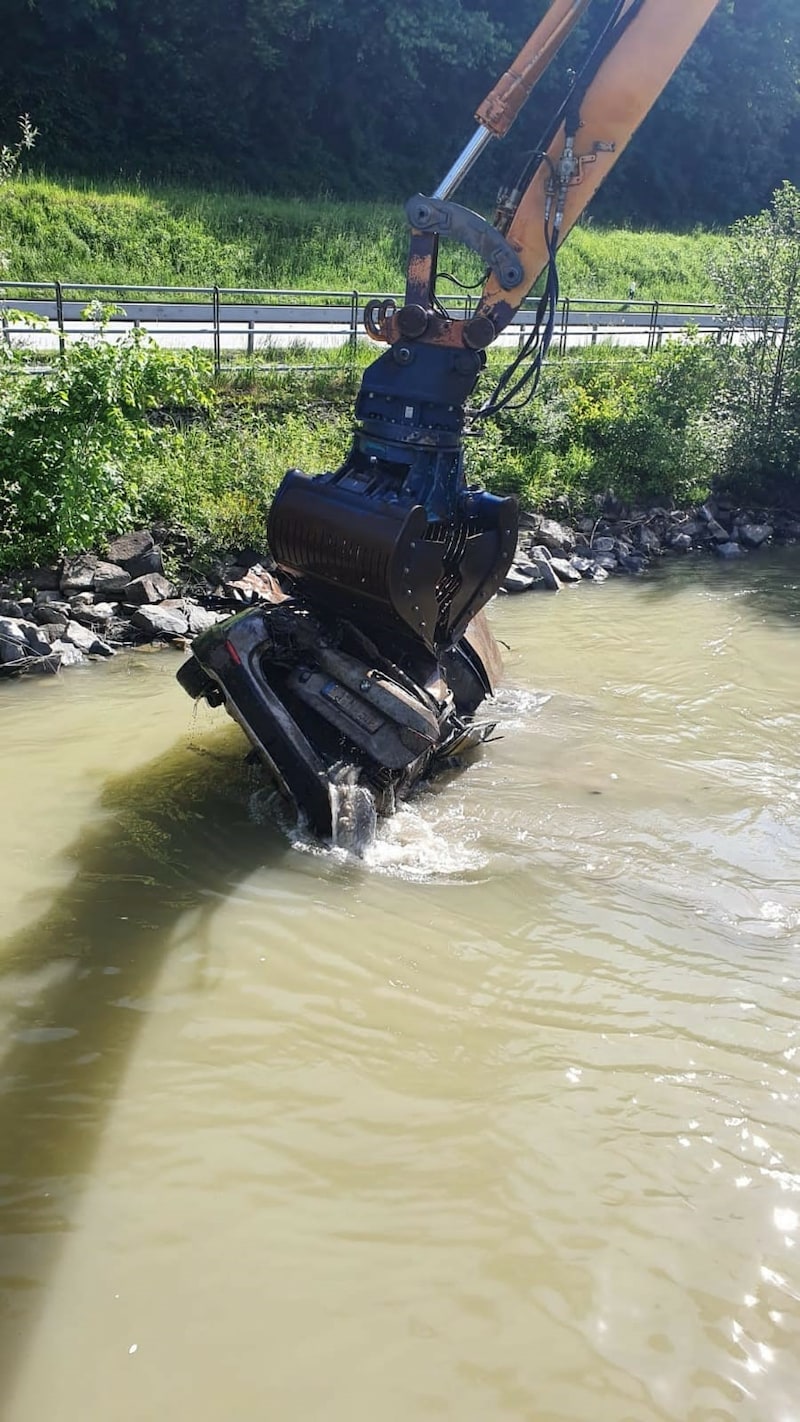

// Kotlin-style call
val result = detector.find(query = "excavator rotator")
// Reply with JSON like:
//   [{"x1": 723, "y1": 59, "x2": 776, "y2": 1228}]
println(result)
[
  {"x1": 177, "y1": 0, "x2": 721, "y2": 844},
  {"x1": 268, "y1": 341, "x2": 518, "y2": 654}
]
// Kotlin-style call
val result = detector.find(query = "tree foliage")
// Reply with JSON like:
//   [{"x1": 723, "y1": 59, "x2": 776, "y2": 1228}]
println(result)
[
  {"x1": 711, "y1": 182, "x2": 800, "y2": 490},
  {"x1": 0, "y1": 0, "x2": 797, "y2": 223}
]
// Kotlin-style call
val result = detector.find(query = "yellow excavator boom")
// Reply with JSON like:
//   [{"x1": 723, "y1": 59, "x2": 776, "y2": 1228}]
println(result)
[{"x1": 478, "y1": 0, "x2": 721, "y2": 335}]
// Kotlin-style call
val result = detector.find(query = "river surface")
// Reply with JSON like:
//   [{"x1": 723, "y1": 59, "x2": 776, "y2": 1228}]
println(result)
[{"x1": 1, "y1": 551, "x2": 800, "y2": 1421}]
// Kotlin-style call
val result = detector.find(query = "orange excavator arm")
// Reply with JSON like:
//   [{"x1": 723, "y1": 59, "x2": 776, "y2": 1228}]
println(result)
[
  {"x1": 269, "y1": 0, "x2": 721, "y2": 657},
  {"x1": 478, "y1": 0, "x2": 721, "y2": 337},
  {"x1": 370, "y1": 0, "x2": 720, "y2": 353}
]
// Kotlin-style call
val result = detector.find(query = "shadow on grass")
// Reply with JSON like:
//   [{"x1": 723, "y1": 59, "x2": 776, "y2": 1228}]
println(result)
[{"x1": 0, "y1": 726, "x2": 288, "y2": 1403}]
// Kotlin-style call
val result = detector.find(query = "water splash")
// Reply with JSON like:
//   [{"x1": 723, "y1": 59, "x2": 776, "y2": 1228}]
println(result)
[
  {"x1": 328, "y1": 769, "x2": 378, "y2": 857},
  {"x1": 361, "y1": 802, "x2": 488, "y2": 880}
]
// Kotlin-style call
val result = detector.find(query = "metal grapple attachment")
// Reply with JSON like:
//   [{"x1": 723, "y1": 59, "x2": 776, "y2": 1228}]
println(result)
[{"x1": 267, "y1": 466, "x2": 517, "y2": 654}]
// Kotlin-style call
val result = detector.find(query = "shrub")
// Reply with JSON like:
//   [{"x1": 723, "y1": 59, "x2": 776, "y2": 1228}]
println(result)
[
  {"x1": 711, "y1": 182, "x2": 800, "y2": 496},
  {"x1": 476, "y1": 341, "x2": 723, "y2": 514},
  {"x1": 0, "y1": 331, "x2": 212, "y2": 571}
]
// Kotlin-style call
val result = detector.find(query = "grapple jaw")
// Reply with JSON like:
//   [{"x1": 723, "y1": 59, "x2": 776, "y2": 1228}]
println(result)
[{"x1": 267, "y1": 465, "x2": 517, "y2": 653}]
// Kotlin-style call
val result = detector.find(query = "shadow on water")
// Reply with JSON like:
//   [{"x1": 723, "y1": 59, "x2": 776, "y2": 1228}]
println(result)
[
  {"x1": 638, "y1": 545, "x2": 800, "y2": 626},
  {"x1": 0, "y1": 726, "x2": 289, "y2": 1402}
]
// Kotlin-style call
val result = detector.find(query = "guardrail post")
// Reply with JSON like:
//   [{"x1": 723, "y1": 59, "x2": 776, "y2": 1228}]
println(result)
[
  {"x1": 646, "y1": 300, "x2": 659, "y2": 354},
  {"x1": 247, "y1": 320, "x2": 255, "y2": 360},
  {"x1": 55, "y1": 281, "x2": 65, "y2": 357},
  {"x1": 559, "y1": 297, "x2": 570, "y2": 357},
  {"x1": 213, "y1": 286, "x2": 221, "y2": 376},
  {"x1": 349, "y1": 290, "x2": 359, "y2": 367}
]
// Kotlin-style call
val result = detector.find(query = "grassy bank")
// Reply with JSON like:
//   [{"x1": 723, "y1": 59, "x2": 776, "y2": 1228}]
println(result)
[
  {"x1": 0, "y1": 176, "x2": 727, "y2": 304},
  {"x1": 1, "y1": 331, "x2": 732, "y2": 577}
]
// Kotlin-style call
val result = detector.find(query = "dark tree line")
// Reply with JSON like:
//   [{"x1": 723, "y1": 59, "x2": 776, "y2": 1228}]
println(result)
[{"x1": 0, "y1": 0, "x2": 798, "y2": 225}]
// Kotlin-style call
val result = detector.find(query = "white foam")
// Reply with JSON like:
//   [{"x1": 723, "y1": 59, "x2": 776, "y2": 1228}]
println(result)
[{"x1": 361, "y1": 803, "x2": 488, "y2": 880}]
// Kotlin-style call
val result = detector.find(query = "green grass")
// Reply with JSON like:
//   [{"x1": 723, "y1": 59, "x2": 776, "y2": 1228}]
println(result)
[
  {"x1": 137, "y1": 403, "x2": 355, "y2": 568},
  {"x1": 1, "y1": 175, "x2": 728, "y2": 304}
]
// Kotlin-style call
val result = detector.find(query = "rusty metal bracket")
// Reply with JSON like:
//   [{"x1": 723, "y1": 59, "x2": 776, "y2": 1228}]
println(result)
[{"x1": 404, "y1": 195, "x2": 524, "y2": 291}]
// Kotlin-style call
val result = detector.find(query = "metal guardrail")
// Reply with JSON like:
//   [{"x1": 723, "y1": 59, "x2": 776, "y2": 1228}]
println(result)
[{"x1": 0, "y1": 279, "x2": 771, "y2": 375}]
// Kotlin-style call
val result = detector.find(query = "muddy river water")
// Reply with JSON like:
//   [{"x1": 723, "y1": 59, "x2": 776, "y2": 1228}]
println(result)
[{"x1": 1, "y1": 550, "x2": 800, "y2": 1421}]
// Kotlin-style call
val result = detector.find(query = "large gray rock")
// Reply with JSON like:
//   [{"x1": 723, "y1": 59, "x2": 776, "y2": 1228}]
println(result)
[
  {"x1": 569, "y1": 555, "x2": 596, "y2": 578},
  {"x1": 92, "y1": 562, "x2": 131, "y2": 594},
  {"x1": 0, "y1": 616, "x2": 27, "y2": 643},
  {"x1": 70, "y1": 600, "x2": 118, "y2": 627},
  {"x1": 738, "y1": 522, "x2": 773, "y2": 549},
  {"x1": 714, "y1": 540, "x2": 744, "y2": 559},
  {"x1": 0, "y1": 618, "x2": 27, "y2": 665},
  {"x1": 51, "y1": 638, "x2": 85, "y2": 667},
  {"x1": 591, "y1": 536, "x2": 616, "y2": 555},
  {"x1": 638, "y1": 525, "x2": 662, "y2": 555},
  {"x1": 548, "y1": 556, "x2": 582, "y2": 583},
  {"x1": 704, "y1": 517, "x2": 731, "y2": 543},
  {"x1": 593, "y1": 553, "x2": 619, "y2": 573},
  {"x1": 528, "y1": 553, "x2": 561, "y2": 591},
  {"x1": 34, "y1": 622, "x2": 69, "y2": 645},
  {"x1": 123, "y1": 573, "x2": 176, "y2": 605},
  {"x1": 531, "y1": 517, "x2": 576, "y2": 557},
  {"x1": 130, "y1": 604, "x2": 189, "y2": 639},
  {"x1": 185, "y1": 604, "x2": 229, "y2": 635},
  {"x1": 63, "y1": 620, "x2": 115, "y2": 656},
  {"x1": 106, "y1": 529, "x2": 164, "y2": 578},
  {"x1": 669, "y1": 532, "x2": 693, "y2": 553},
  {"x1": 0, "y1": 616, "x2": 57, "y2": 665},
  {"x1": 22, "y1": 622, "x2": 53, "y2": 656},
  {"x1": 502, "y1": 568, "x2": 541, "y2": 594},
  {"x1": 0, "y1": 599, "x2": 25, "y2": 619},
  {"x1": 61, "y1": 554, "x2": 131, "y2": 594}
]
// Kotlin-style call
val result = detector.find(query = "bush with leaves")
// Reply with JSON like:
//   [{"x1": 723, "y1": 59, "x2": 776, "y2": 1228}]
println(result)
[
  {"x1": 474, "y1": 341, "x2": 724, "y2": 515},
  {"x1": 0, "y1": 331, "x2": 212, "y2": 571},
  {"x1": 711, "y1": 182, "x2": 800, "y2": 496}
]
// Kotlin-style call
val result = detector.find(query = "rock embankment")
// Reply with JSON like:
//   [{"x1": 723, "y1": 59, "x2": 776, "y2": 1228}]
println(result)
[
  {"x1": 0, "y1": 529, "x2": 283, "y2": 678},
  {"x1": 2, "y1": 499, "x2": 798, "y2": 676},
  {"x1": 500, "y1": 501, "x2": 800, "y2": 595}
]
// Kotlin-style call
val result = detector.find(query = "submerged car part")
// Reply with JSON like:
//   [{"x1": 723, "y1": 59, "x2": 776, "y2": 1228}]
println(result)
[{"x1": 177, "y1": 592, "x2": 502, "y2": 843}]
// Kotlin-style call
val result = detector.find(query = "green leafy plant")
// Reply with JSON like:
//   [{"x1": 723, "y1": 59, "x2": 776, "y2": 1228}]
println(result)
[
  {"x1": 474, "y1": 342, "x2": 723, "y2": 514},
  {"x1": 0, "y1": 330, "x2": 212, "y2": 571},
  {"x1": 711, "y1": 181, "x2": 800, "y2": 494}
]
